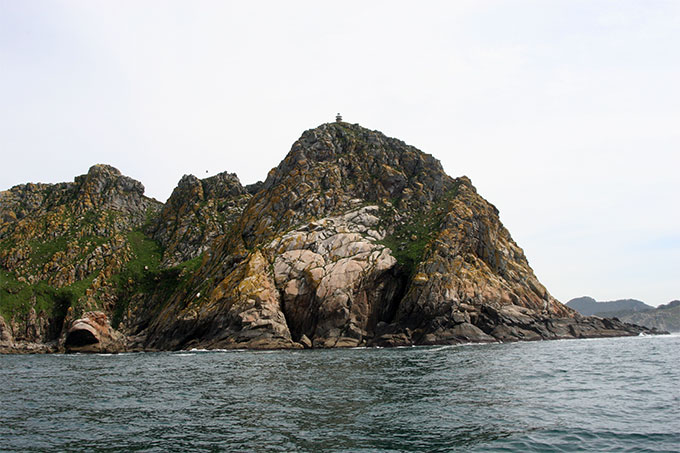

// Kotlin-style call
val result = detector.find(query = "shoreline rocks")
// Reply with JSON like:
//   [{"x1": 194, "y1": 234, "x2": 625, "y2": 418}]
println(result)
[
  {"x1": 64, "y1": 312, "x2": 126, "y2": 353},
  {"x1": 0, "y1": 123, "x2": 670, "y2": 354}
]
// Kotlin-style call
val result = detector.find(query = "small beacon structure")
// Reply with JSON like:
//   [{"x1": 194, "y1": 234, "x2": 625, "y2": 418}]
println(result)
[{"x1": 336, "y1": 113, "x2": 342, "y2": 122}]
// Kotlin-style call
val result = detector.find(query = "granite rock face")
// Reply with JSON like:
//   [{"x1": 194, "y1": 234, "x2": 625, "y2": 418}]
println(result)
[
  {"x1": 238, "y1": 123, "x2": 452, "y2": 247},
  {"x1": 378, "y1": 177, "x2": 574, "y2": 345},
  {"x1": 269, "y1": 206, "x2": 402, "y2": 348},
  {"x1": 0, "y1": 164, "x2": 161, "y2": 350},
  {"x1": 64, "y1": 311, "x2": 125, "y2": 353},
  {"x1": 0, "y1": 315, "x2": 12, "y2": 344},
  {"x1": 0, "y1": 123, "x2": 666, "y2": 353},
  {"x1": 136, "y1": 122, "x2": 663, "y2": 350},
  {"x1": 141, "y1": 205, "x2": 402, "y2": 349},
  {"x1": 152, "y1": 172, "x2": 254, "y2": 267}
]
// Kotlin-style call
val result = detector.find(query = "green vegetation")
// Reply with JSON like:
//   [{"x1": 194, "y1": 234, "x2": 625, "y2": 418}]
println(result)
[
  {"x1": 126, "y1": 231, "x2": 163, "y2": 275},
  {"x1": 82, "y1": 209, "x2": 99, "y2": 225},
  {"x1": 0, "y1": 206, "x2": 112, "y2": 323},
  {"x1": 0, "y1": 237, "x2": 16, "y2": 253},
  {"x1": 111, "y1": 231, "x2": 203, "y2": 327},
  {"x1": 28, "y1": 237, "x2": 68, "y2": 268},
  {"x1": 76, "y1": 234, "x2": 107, "y2": 248},
  {"x1": 111, "y1": 231, "x2": 162, "y2": 326},
  {"x1": 379, "y1": 185, "x2": 460, "y2": 277},
  {"x1": 0, "y1": 270, "x2": 95, "y2": 324},
  {"x1": 0, "y1": 219, "x2": 205, "y2": 331},
  {"x1": 0, "y1": 180, "x2": 175, "y2": 336},
  {"x1": 142, "y1": 204, "x2": 161, "y2": 231}
]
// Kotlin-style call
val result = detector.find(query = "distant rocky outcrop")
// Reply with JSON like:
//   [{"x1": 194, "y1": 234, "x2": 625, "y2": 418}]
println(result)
[
  {"x1": 567, "y1": 296, "x2": 679, "y2": 332},
  {"x1": 568, "y1": 297, "x2": 679, "y2": 333},
  {"x1": 0, "y1": 124, "x2": 667, "y2": 353},
  {"x1": 616, "y1": 301, "x2": 680, "y2": 333},
  {"x1": 617, "y1": 301, "x2": 679, "y2": 332},
  {"x1": 566, "y1": 296, "x2": 654, "y2": 316}
]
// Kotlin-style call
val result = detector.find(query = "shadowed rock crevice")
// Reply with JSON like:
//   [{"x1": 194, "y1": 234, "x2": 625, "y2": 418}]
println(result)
[
  {"x1": 65, "y1": 328, "x2": 99, "y2": 348},
  {"x1": 1, "y1": 122, "x2": 667, "y2": 353},
  {"x1": 134, "y1": 122, "x2": 665, "y2": 350},
  {"x1": 64, "y1": 312, "x2": 125, "y2": 353}
]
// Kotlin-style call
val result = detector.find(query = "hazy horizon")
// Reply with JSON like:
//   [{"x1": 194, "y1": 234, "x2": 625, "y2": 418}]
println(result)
[{"x1": 1, "y1": 1, "x2": 678, "y2": 306}]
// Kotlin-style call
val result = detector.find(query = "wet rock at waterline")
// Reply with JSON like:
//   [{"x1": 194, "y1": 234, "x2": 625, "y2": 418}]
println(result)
[
  {"x1": 64, "y1": 312, "x2": 125, "y2": 353},
  {"x1": 0, "y1": 122, "x2": 668, "y2": 353}
]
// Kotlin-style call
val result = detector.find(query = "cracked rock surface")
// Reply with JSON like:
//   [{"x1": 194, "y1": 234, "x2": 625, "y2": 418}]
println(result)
[
  {"x1": 1, "y1": 123, "x2": 666, "y2": 353},
  {"x1": 136, "y1": 122, "x2": 664, "y2": 350}
]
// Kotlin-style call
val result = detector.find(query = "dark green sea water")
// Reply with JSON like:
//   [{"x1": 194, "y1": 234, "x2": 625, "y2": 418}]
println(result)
[{"x1": 2, "y1": 334, "x2": 678, "y2": 452}]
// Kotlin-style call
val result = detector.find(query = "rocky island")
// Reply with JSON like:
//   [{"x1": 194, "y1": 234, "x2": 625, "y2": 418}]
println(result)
[{"x1": 0, "y1": 122, "x2": 665, "y2": 353}]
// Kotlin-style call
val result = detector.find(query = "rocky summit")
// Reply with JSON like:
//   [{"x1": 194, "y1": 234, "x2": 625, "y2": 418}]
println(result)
[{"x1": 0, "y1": 123, "x2": 666, "y2": 353}]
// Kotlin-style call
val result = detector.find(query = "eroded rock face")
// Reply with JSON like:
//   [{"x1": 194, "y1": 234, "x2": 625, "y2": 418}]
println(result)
[
  {"x1": 152, "y1": 172, "x2": 254, "y2": 267},
  {"x1": 238, "y1": 123, "x2": 453, "y2": 247},
  {"x1": 142, "y1": 206, "x2": 404, "y2": 349},
  {"x1": 268, "y1": 206, "x2": 403, "y2": 347},
  {"x1": 140, "y1": 248, "x2": 298, "y2": 350},
  {"x1": 0, "y1": 315, "x2": 13, "y2": 344},
  {"x1": 64, "y1": 311, "x2": 125, "y2": 353},
  {"x1": 1, "y1": 123, "x2": 665, "y2": 353},
  {"x1": 378, "y1": 178, "x2": 574, "y2": 345},
  {"x1": 0, "y1": 164, "x2": 162, "y2": 349},
  {"x1": 72, "y1": 165, "x2": 149, "y2": 216},
  {"x1": 135, "y1": 122, "x2": 664, "y2": 350}
]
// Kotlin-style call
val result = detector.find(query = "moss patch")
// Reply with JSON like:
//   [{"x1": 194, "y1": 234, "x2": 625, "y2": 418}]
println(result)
[
  {"x1": 0, "y1": 270, "x2": 95, "y2": 324},
  {"x1": 111, "y1": 232, "x2": 203, "y2": 327},
  {"x1": 379, "y1": 184, "x2": 461, "y2": 277},
  {"x1": 28, "y1": 237, "x2": 68, "y2": 268}
]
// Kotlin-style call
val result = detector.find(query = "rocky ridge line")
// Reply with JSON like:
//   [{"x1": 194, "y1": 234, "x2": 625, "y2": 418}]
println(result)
[
  {"x1": 134, "y1": 122, "x2": 665, "y2": 351},
  {"x1": 0, "y1": 124, "x2": 668, "y2": 353}
]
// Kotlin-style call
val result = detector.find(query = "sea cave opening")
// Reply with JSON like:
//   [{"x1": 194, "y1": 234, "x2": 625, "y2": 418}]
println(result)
[{"x1": 64, "y1": 329, "x2": 99, "y2": 348}]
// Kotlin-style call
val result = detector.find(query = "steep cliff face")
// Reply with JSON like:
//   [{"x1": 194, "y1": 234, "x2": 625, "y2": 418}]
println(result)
[
  {"x1": 0, "y1": 165, "x2": 162, "y2": 349},
  {"x1": 238, "y1": 123, "x2": 453, "y2": 247},
  {"x1": 0, "y1": 123, "x2": 663, "y2": 353},
  {"x1": 151, "y1": 172, "x2": 255, "y2": 267},
  {"x1": 136, "y1": 122, "x2": 658, "y2": 351}
]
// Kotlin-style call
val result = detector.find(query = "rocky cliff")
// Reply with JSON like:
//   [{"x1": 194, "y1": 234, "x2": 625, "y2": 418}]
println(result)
[
  {"x1": 568, "y1": 297, "x2": 680, "y2": 332},
  {"x1": 151, "y1": 172, "x2": 257, "y2": 267},
  {"x1": 0, "y1": 164, "x2": 164, "y2": 352},
  {"x1": 617, "y1": 301, "x2": 680, "y2": 332},
  {"x1": 135, "y1": 122, "x2": 663, "y2": 351},
  {"x1": 0, "y1": 123, "x2": 665, "y2": 353}
]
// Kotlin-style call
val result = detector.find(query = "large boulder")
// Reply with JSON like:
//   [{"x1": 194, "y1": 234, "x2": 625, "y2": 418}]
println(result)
[
  {"x1": 0, "y1": 315, "x2": 12, "y2": 344},
  {"x1": 269, "y1": 205, "x2": 403, "y2": 347},
  {"x1": 64, "y1": 311, "x2": 125, "y2": 353}
]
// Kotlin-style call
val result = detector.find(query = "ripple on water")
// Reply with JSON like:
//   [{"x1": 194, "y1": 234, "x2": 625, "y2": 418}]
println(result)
[{"x1": 1, "y1": 334, "x2": 678, "y2": 452}]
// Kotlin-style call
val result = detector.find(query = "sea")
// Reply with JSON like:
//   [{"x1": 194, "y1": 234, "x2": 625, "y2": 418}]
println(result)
[{"x1": 1, "y1": 334, "x2": 678, "y2": 452}]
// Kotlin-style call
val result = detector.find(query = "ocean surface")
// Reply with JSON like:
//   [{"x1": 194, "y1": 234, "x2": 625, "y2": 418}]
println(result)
[{"x1": 1, "y1": 334, "x2": 678, "y2": 452}]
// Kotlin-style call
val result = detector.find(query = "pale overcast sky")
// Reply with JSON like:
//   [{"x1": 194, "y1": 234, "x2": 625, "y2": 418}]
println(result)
[{"x1": 1, "y1": 1, "x2": 678, "y2": 306}]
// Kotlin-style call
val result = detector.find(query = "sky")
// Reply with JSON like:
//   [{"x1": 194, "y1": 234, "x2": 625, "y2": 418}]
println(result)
[{"x1": 1, "y1": 0, "x2": 678, "y2": 306}]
